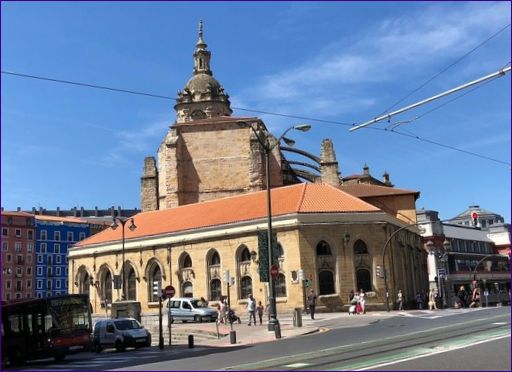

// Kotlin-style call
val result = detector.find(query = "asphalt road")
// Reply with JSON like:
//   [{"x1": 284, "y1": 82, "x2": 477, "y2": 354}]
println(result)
[{"x1": 8, "y1": 307, "x2": 510, "y2": 371}]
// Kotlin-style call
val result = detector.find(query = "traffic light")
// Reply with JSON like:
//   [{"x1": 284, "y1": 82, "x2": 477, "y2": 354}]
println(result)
[
  {"x1": 298, "y1": 269, "x2": 304, "y2": 281},
  {"x1": 153, "y1": 281, "x2": 162, "y2": 297},
  {"x1": 376, "y1": 265, "x2": 384, "y2": 278}
]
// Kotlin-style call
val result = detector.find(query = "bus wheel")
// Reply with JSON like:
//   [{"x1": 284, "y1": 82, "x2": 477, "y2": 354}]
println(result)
[{"x1": 54, "y1": 353, "x2": 66, "y2": 362}]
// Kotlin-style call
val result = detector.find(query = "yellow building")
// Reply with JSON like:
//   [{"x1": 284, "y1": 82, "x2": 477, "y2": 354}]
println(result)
[{"x1": 69, "y1": 183, "x2": 427, "y2": 315}]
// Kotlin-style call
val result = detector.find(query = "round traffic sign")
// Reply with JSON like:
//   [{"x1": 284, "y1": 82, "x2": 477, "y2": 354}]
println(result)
[
  {"x1": 164, "y1": 285, "x2": 175, "y2": 299},
  {"x1": 270, "y1": 264, "x2": 279, "y2": 278}
]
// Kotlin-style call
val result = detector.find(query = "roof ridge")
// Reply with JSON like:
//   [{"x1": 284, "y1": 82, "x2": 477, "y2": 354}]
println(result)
[
  {"x1": 328, "y1": 183, "x2": 382, "y2": 211},
  {"x1": 295, "y1": 183, "x2": 309, "y2": 212}
]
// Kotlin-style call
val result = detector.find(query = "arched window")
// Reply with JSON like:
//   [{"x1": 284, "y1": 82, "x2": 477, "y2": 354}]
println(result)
[
  {"x1": 277, "y1": 243, "x2": 284, "y2": 258},
  {"x1": 354, "y1": 240, "x2": 368, "y2": 255},
  {"x1": 182, "y1": 281, "x2": 193, "y2": 297},
  {"x1": 318, "y1": 271, "x2": 335, "y2": 295},
  {"x1": 210, "y1": 251, "x2": 220, "y2": 266},
  {"x1": 356, "y1": 269, "x2": 372, "y2": 292},
  {"x1": 210, "y1": 279, "x2": 221, "y2": 301},
  {"x1": 275, "y1": 273, "x2": 287, "y2": 297},
  {"x1": 148, "y1": 264, "x2": 162, "y2": 302},
  {"x1": 127, "y1": 267, "x2": 136, "y2": 300},
  {"x1": 80, "y1": 272, "x2": 89, "y2": 295},
  {"x1": 103, "y1": 271, "x2": 112, "y2": 303},
  {"x1": 183, "y1": 254, "x2": 192, "y2": 268},
  {"x1": 240, "y1": 247, "x2": 251, "y2": 262},
  {"x1": 316, "y1": 241, "x2": 332, "y2": 256},
  {"x1": 240, "y1": 276, "x2": 252, "y2": 299}
]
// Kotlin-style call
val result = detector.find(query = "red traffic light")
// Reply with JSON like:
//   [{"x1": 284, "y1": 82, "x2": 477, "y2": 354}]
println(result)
[{"x1": 471, "y1": 212, "x2": 478, "y2": 220}]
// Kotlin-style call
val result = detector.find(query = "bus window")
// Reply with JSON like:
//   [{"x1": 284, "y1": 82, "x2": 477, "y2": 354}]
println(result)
[{"x1": 27, "y1": 314, "x2": 33, "y2": 335}]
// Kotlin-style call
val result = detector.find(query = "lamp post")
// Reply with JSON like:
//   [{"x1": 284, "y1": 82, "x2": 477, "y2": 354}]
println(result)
[
  {"x1": 426, "y1": 239, "x2": 451, "y2": 308},
  {"x1": 111, "y1": 216, "x2": 137, "y2": 301},
  {"x1": 246, "y1": 122, "x2": 311, "y2": 334}
]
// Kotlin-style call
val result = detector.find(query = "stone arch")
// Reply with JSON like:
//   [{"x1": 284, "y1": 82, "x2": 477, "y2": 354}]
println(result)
[
  {"x1": 316, "y1": 240, "x2": 335, "y2": 295},
  {"x1": 75, "y1": 265, "x2": 93, "y2": 295},
  {"x1": 353, "y1": 239, "x2": 369, "y2": 255},
  {"x1": 206, "y1": 248, "x2": 221, "y2": 300},
  {"x1": 237, "y1": 244, "x2": 251, "y2": 263},
  {"x1": 97, "y1": 263, "x2": 114, "y2": 304},
  {"x1": 145, "y1": 258, "x2": 164, "y2": 302},
  {"x1": 178, "y1": 252, "x2": 193, "y2": 269},
  {"x1": 356, "y1": 268, "x2": 372, "y2": 292}
]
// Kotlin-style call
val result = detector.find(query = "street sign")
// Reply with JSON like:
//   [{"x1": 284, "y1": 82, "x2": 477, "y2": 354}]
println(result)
[
  {"x1": 270, "y1": 264, "x2": 279, "y2": 278},
  {"x1": 164, "y1": 285, "x2": 175, "y2": 299},
  {"x1": 304, "y1": 279, "x2": 312, "y2": 288},
  {"x1": 437, "y1": 268, "x2": 446, "y2": 276}
]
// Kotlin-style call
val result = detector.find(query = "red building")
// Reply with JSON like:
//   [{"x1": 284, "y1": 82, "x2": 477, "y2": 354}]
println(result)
[{"x1": 1, "y1": 211, "x2": 36, "y2": 301}]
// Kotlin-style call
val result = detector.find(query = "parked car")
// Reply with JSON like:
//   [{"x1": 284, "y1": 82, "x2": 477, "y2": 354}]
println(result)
[
  {"x1": 166, "y1": 298, "x2": 218, "y2": 323},
  {"x1": 92, "y1": 318, "x2": 151, "y2": 352}
]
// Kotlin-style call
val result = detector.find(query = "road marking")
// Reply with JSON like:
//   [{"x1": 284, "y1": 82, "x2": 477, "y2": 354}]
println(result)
[
  {"x1": 493, "y1": 322, "x2": 507, "y2": 325},
  {"x1": 285, "y1": 363, "x2": 311, "y2": 368}
]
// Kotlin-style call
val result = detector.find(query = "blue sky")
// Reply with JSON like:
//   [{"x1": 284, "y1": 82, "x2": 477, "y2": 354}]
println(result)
[{"x1": 1, "y1": 1, "x2": 510, "y2": 222}]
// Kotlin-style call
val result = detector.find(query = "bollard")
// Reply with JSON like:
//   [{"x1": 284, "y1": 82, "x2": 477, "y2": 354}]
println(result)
[
  {"x1": 294, "y1": 308, "x2": 302, "y2": 327},
  {"x1": 230, "y1": 330, "x2": 236, "y2": 344},
  {"x1": 274, "y1": 322, "x2": 282, "y2": 339},
  {"x1": 188, "y1": 334, "x2": 194, "y2": 348}
]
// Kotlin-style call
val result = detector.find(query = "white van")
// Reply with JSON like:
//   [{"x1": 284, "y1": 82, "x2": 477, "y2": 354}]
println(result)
[
  {"x1": 92, "y1": 318, "x2": 151, "y2": 352},
  {"x1": 167, "y1": 298, "x2": 218, "y2": 323}
]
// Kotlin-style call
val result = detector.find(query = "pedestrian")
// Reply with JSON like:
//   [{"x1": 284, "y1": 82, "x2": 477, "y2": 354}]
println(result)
[
  {"x1": 457, "y1": 286, "x2": 468, "y2": 308},
  {"x1": 415, "y1": 292, "x2": 423, "y2": 309},
  {"x1": 349, "y1": 290, "x2": 355, "y2": 303},
  {"x1": 469, "y1": 286, "x2": 480, "y2": 308},
  {"x1": 359, "y1": 289, "x2": 366, "y2": 314},
  {"x1": 256, "y1": 301, "x2": 264, "y2": 325},
  {"x1": 219, "y1": 297, "x2": 227, "y2": 324},
  {"x1": 247, "y1": 294, "x2": 256, "y2": 325},
  {"x1": 428, "y1": 289, "x2": 438, "y2": 310},
  {"x1": 397, "y1": 289, "x2": 404, "y2": 311},
  {"x1": 307, "y1": 289, "x2": 317, "y2": 320}
]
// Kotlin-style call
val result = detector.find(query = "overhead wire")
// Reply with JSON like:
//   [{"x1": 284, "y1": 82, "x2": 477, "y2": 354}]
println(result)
[
  {"x1": 377, "y1": 23, "x2": 511, "y2": 116},
  {"x1": 1, "y1": 69, "x2": 509, "y2": 166}
]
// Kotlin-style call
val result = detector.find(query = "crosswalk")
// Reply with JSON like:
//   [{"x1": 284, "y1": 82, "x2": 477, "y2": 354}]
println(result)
[
  {"x1": 398, "y1": 307, "x2": 485, "y2": 319},
  {"x1": 20, "y1": 347, "x2": 202, "y2": 370}
]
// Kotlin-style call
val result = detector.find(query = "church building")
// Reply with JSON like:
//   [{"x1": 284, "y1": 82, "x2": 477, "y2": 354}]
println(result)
[{"x1": 68, "y1": 22, "x2": 428, "y2": 315}]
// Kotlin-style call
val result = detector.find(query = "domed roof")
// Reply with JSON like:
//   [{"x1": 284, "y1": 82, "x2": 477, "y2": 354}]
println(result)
[{"x1": 184, "y1": 73, "x2": 221, "y2": 95}]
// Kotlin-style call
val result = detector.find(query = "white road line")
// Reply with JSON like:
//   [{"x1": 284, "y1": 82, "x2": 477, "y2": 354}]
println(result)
[
  {"x1": 285, "y1": 362, "x2": 311, "y2": 368},
  {"x1": 354, "y1": 334, "x2": 511, "y2": 371}
]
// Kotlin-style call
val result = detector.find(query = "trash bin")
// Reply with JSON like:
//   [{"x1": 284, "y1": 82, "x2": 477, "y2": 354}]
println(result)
[{"x1": 293, "y1": 308, "x2": 302, "y2": 327}]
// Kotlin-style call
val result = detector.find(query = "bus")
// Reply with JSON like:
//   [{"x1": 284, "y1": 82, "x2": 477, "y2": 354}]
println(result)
[{"x1": 1, "y1": 294, "x2": 92, "y2": 365}]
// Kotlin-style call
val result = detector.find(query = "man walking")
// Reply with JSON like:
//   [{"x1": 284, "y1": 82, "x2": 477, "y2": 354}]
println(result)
[
  {"x1": 247, "y1": 294, "x2": 256, "y2": 325},
  {"x1": 307, "y1": 289, "x2": 317, "y2": 320}
]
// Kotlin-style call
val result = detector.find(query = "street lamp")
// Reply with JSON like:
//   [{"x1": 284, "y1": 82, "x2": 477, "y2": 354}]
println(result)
[
  {"x1": 426, "y1": 239, "x2": 451, "y2": 308},
  {"x1": 247, "y1": 122, "x2": 311, "y2": 335},
  {"x1": 111, "y1": 216, "x2": 137, "y2": 301}
]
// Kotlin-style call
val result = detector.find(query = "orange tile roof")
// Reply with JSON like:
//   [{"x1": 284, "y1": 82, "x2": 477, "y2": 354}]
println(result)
[
  {"x1": 35, "y1": 215, "x2": 89, "y2": 224},
  {"x1": 76, "y1": 183, "x2": 381, "y2": 247},
  {"x1": 1, "y1": 211, "x2": 34, "y2": 217},
  {"x1": 340, "y1": 183, "x2": 419, "y2": 198}
]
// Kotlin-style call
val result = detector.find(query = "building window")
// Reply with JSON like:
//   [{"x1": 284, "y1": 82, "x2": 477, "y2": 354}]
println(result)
[
  {"x1": 56, "y1": 292, "x2": 61, "y2": 296},
  {"x1": 16, "y1": 293, "x2": 22, "y2": 299},
  {"x1": 54, "y1": 231, "x2": 61, "y2": 241},
  {"x1": 127, "y1": 267, "x2": 136, "y2": 300},
  {"x1": 2, "y1": 228, "x2": 7, "y2": 236},
  {"x1": 2, "y1": 241, "x2": 8, "y2": 252},
  {"x1": 210, "y1": 279, "x2": 221, "y2": 301},
  {"x1": 354, "y1": 240, "x2": 368, "y2": 255},
  {"x1": 275, "y1": 273, "x2": 287, "y2": 297},
  {"x1": 67, "y1": 232, "x2": 74, "y2": 241},
  {"x1": 148, "y1": 263, "x2": 162, "y2": 302},
  {"x1": 79, "y1": 232, "x2": 86, "y2": 241},
  {"x1": 26, "y1": 267, "x2": 32, "y2": 275},
  {"x1": 54, "y1": 244, "x2": 60, "y2": 254},
  {"x1": 183, "y1": 254, "x2": 192, "y2": 268},
  {"x1": 240, "y1": 276, "x2": 252, "y2": 299},
  {"x1": 16, "y1": 280, "x2": 22, "y2": 291},
  {"x1": 47, "y1": 267, "x2": 52, "y2": 276},
  {"x1": 26, "y1": 255, "x2": 32, "y2": 264},
  {"x1": 56, "y1": 280, "x2": 61, "y2": 289},
  {"x1": 16, "y1": 255, "x2": 23, "y2": 265},
  {"x1": 48, "y1": 255, "x2": 53, "y2": 266},
  {"x1": 15, "y1": 229, "x2": 21, "y2": 237},
  {"x1": 40, "y1": 243, "x2": 47, "y2": 253},
  {"x1": 56, "y1": 267, "x2": 61, "y2": 276},
  {"x1": 6, "y1": 293, "x2": 11, "y2": 301},
  {"x1": 28, "y1": 230, "x2": 33, "y2": 240},
  {"x1": 37, "y1": 267, "x2": 43, "y2": 276},
  {"x1": 240, "y1": 247, "x2": 251, "y2": 262},
  {"x1": 318, "y1": 270, "x2": 335, "y2": 295},
  {"x1": 27, "y1": 243, "x2": 33, "y2": 253},
  {"x1": 6, "y1": 254, "x2": 12, "y2": 262},
  {"x1": 47, "y1": 280, "x2": 52, "y2": 290},
  {"x1": 316, "y1": 241, "x2": 332, "y2": 255},
  {"x1": 26, "y1": 293, "x2": 31, "y2": 299},
  {"x1": 6, "y1": 280, "x2": 11, "y2": 289},
  {"x1": 182, "y1": 281, "x2": 193, "y2": 298},
  {"x1": 56, "y1": 255, "x2": 61, "y2": 264},
  {"x1": 16, "y1": 266, "x2": 22, "y2": 276},
  {"x1": 40, "y1": 230, "x2": 47, "y2": 240},
  {"x1": 26, "y1": 279, "x2": 32, "y2": 289},
  {"x1": 15, "y1": 242, "x2": 22, "y2": 252},
  {"x1": 356, "y1": 269, "x2": 372, "y2": 292}
]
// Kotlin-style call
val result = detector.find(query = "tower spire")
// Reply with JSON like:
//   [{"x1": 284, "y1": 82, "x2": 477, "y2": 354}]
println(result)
[{"x1": 197, "y1": 20, "x2": 205, "y2": 48}]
